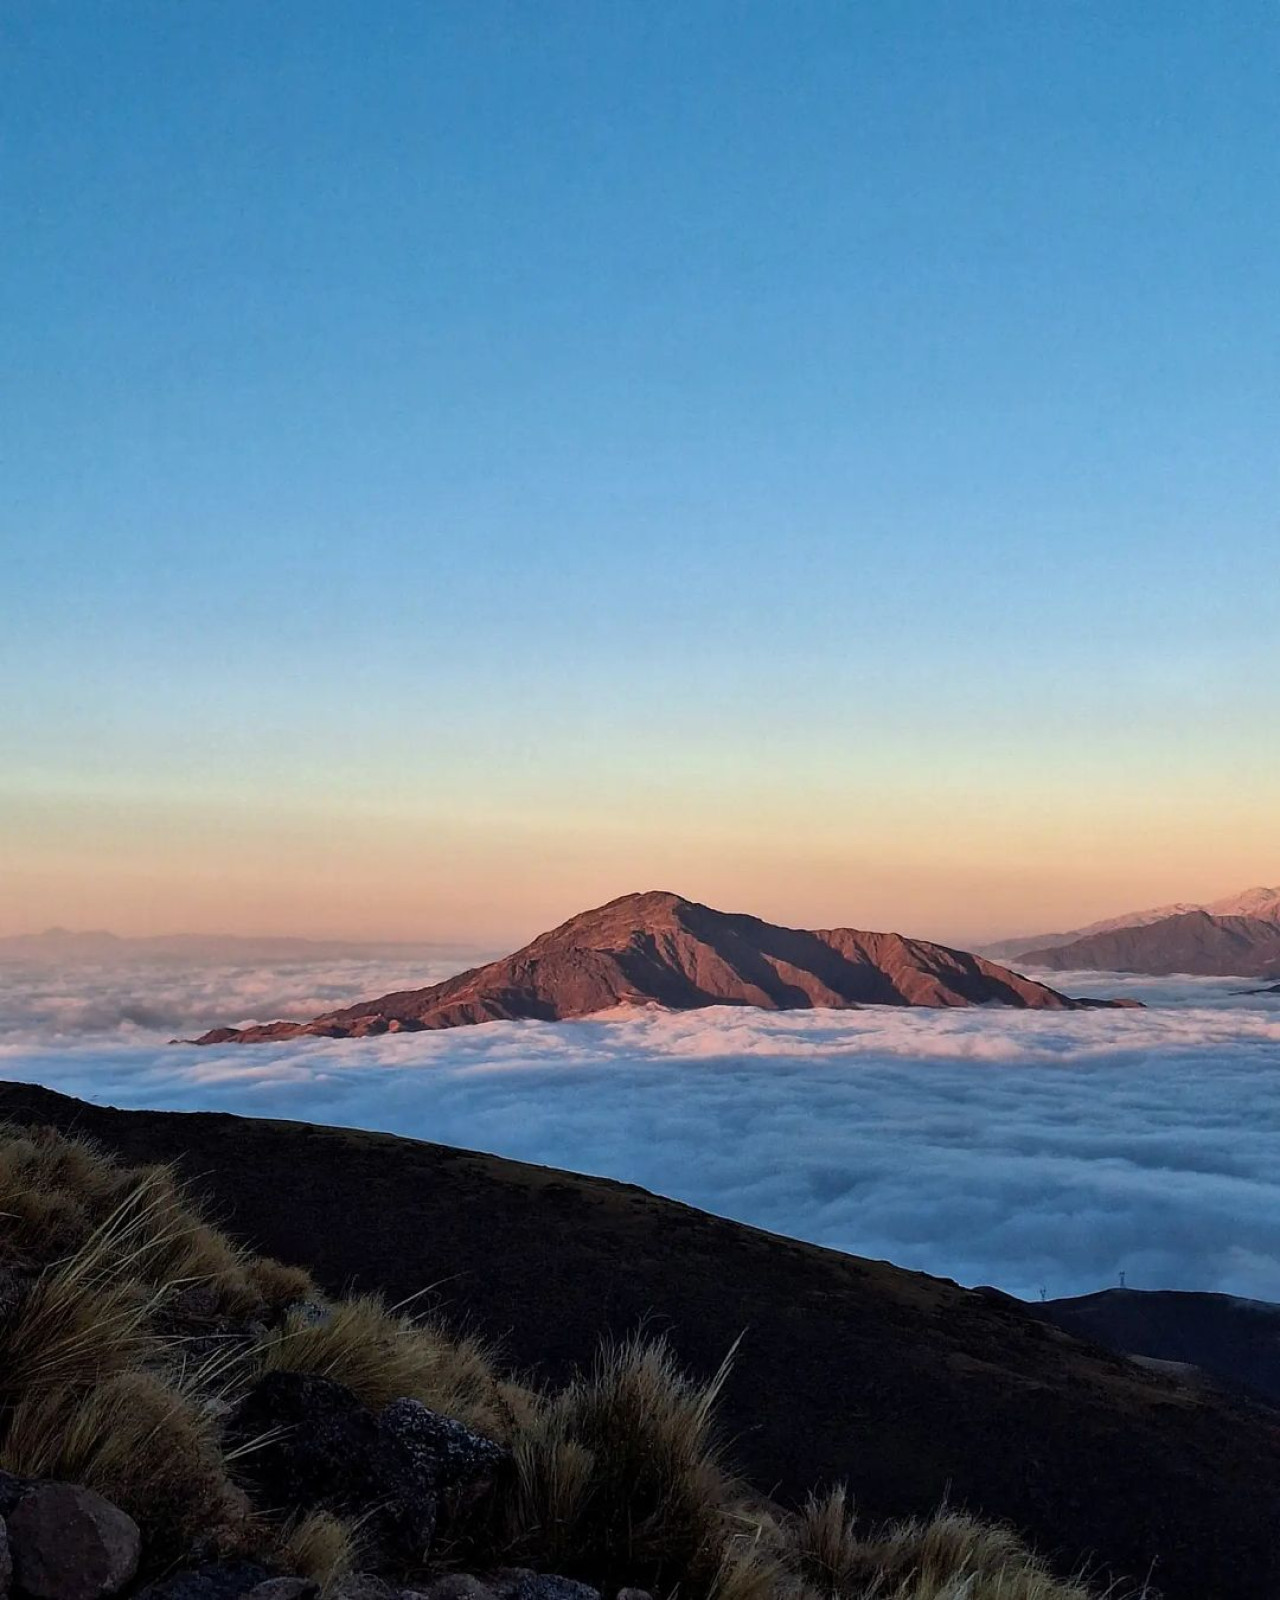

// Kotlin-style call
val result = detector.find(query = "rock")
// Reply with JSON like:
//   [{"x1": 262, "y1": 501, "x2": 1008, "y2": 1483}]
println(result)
[
  {"x1": 329, "y1": 1580, "x2": 397, "y2": 1600},
  {"x1": 485, "y1": 1580, "x2": 599, "y2": 1600},
  {"x1": 0, "y1": 1518, "x2": 11, "y2": 1600},
  {"x1": 483, "y1": 1571, "x2": 534, "y2": 1599},
  {"x1": 8, "y1": 1484, "x2": 141, "y2": 1600},
  {"x1": 225, "y1": 1373, "x2": 508, "y2": 1562},
  {"x1": 378, "y1": 1400, "x2": 506, "y2": 1490},
  {"x1": 242, "y1": 1582, "x2": 318, "y2": 1600},
  {"x1": 168, "y1": 1283, "x2": 221, "y2": 1322},
  {"x1": 376, "y1": 1399, "x2": 507, "y2": 1542},
  {"x1": 132, "y1": 1562, "x2": 272, "y2": 1600},
  {"x1": 291, "y1": 1301, "x2": 332, "y2": 1328},
  {"x1": 615, "y1": 1590, "x2": 653, "y2": 1600},
  {"x1": 416, "y1": 1578, "x2": 494, "y2": 1600},
  {"x1": 503, "y1": 1580, "x2": 599, "y2": 1600},
  {"x1": 224, "y1": 1372, "x2": 381, "y2": 1519},
  {"x1": 0, "y1": 1477, "x2": 31, "y2": 1519}
]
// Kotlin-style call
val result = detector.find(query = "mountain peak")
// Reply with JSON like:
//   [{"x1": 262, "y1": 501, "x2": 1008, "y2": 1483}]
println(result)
[
  {"x1": 1206, "y1": 885, "x2": 1280, "y2": 920},
  {"x1": 194, "y1": 894, "x2": 1132, "y2": 1044},
  {"x1": 533, "y1": 890, "x2": 700, "y2": 945},
  {"x1": 986, "y1": 881, "x2": 1280, "y2": 963},
  {"x1": 595, "y1": 888, "x2": 693, "y2": 915}
]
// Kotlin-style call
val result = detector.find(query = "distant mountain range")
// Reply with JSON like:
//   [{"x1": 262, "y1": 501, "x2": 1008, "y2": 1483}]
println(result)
[
  {"x1": 984, "y1": 885, "x2": 1280, "y2": 977},
  {"x1": 194, "y1": 889, "x2": 1134, "y2": 1043},
  {"x1": 1017, "y1": 911, "x2": 1280, "y2": 978},
  {"x1": 0, "y1": 928, "x2": 477, "y2": 966},
  {"x1": 984, "y1": 885, "x2": 1280, "y2": 960}
]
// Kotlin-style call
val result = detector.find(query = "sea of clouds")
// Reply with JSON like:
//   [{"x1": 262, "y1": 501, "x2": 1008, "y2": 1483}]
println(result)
[{"x1": 1, "y1": 954, "x2": 1278, "y2": 1304}]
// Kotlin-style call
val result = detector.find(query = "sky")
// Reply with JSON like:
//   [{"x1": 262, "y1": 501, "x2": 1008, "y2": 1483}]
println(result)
[
  {"x1": 3, "y1": 2, "x2": 1278, "y2": 946},
  {"x1": 3, "y1": 960, "x2": 1279, "y2": 1301}
]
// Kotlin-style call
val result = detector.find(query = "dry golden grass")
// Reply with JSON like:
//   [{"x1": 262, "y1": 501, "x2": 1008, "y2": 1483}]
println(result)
[
  {"x1": 257, "y1": 1292, "x2": 521, "y2": 1439},
  {"x1": 789, "y1": 1486, "x2": 864, "y2": 1596},
  {"x1": 247, "y1": 1254, "x2": 318, "y2": 1314},
  {"x1": 0, "y1": 1124, "x2": 123, "y2": 1259},
  {"x1": 500, "y1": 1332, "x2": 739, "y2": 1595},
  {"x1": 707, "y1": 1533, "x2": 795, "y2": 1600},
  {"x1": 1, "y1": 1369, "x2": 246, "y2": 1568},
  {"x1": 0, "y1": 1175, "x2": 176, "y2": 1402},
  {"x1": 852, "y1": 1511, "x2": 1096, "y2": 1600},
  {"x1": 278, "y1": 1510, "x2": 360, "y2": 1595}
]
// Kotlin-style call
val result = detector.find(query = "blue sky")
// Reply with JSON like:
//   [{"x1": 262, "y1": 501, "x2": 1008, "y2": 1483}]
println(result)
[{"x1": 2, "y1": 2, "x2": 1278, "y2": 942}]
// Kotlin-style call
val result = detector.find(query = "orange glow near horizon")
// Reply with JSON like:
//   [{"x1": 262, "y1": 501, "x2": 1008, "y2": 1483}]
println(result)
[{"x1": 5, "y1": 778, "x2": 1277, "y2": 949}]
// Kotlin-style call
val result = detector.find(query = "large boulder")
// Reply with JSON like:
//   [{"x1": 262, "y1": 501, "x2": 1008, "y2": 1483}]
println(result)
[
  {"x1": 485, "y1": 1577, "x2": 600, "y2": 1600},
  {"x1": 7, "y1": 1484, "x2": 140, "y2": 1600},
  {"x1": 0, "y1": 1475, "x2": 32, "y2": 1519},
  {"x1": 414, "y1": 1578, "x2": 494, "y2": 1600},
  {"x1": 225, "y1": 1373, "x2": 507, "y2": 1560},
  {"x1": 224, "y1": 1373, "x2": 380, "y2": 1520},
  {"x1": 494, "y1": 1580, "x2": 598, "y2": 1600},
  {"x1": 376, "y1": 1398, "x2": 506, "y2": 1544}
]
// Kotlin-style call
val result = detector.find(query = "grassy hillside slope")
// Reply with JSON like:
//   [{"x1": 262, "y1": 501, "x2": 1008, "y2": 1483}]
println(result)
[{"x1": 0, "y1": 1081, "x2": 1277, "y2": 1600}]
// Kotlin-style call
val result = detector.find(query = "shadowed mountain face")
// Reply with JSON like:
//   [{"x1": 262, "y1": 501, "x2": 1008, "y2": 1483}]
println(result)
[
  {"x1": 0, "y1": 1081, "x2": 1278, "y2": 1600},
  {"x1": 1018, "y1": 909, "x2": 1280, "y2": 977},
  {"x1": 1032, "y1": 1287, "x2": 1280, "y2": 1408},
  {"x1": 195, "y1": 890, "x2": 1133, "y2": 1043}
]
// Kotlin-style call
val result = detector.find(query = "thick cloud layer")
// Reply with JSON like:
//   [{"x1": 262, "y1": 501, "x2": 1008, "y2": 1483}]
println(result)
[
  {"x1": 2, "y1": 956, "x2": 1278, "y2": 1303},
  {"x1": 0, "y1": 956, "x2": 481, "y2": 1043}
]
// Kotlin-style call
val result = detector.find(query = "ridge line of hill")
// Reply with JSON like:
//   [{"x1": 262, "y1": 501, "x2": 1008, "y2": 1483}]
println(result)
[{"x1": 194, "y1": 890, "x2": 1135, "y2": 1044}]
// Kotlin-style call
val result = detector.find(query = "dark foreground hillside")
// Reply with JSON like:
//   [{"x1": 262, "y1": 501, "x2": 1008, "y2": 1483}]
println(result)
[{"x1": 2, "y1": 1081, "x2": 1278, "y2": 1600}]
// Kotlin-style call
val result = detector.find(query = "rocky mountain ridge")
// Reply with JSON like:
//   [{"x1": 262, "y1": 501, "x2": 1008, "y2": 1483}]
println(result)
[
  {"x1": 194, "y1": 891, "x2": 1133, "y2": 1045},
  {"x1": 984, "y1": 884, "x2": 1280, "y2": 962},
  {"x1": 1016, "y1": 908, "x2": 1280, "y2": 977}
]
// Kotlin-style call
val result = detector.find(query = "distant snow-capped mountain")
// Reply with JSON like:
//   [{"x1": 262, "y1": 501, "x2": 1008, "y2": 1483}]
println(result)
[{"x1": 985, "y1": 886, "x2": 1280, "y2": 963}]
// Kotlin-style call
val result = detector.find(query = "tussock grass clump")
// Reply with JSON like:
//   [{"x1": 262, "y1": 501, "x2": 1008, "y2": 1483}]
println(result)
[
  {"x1": 2, "y1": 1370, "x2": 245, "y2": 1567},
  {"x1": 0, "y1": 1177, "x2": 170, "y2": 1402},
  {"x1": 789, "y1": 1485, "x2": 864, "y2": 1597},
  {"x1": 258, "y1": 1293, "x2": 520, "y2": 1440},
  {"x1": 707, "y1": 1532, "x2": 794, "y2": 1600},
  {"x1": 277, "y1": 1510, "x2": 360, "y2": 1595},
  {"x1": 247, "y1": 1254, "x2": 318, "y2": 1314},
  {"x1": 851, "y1": 1511, "x2": 1095, "y2": 1600},
  {"x1": 0, "y1": 1124, "x2": 309, "y2": 1324},
  {"x1": 0, "y1": 1126, "x2": 303, "y2": 1570},
  {"x1": 500, "y1": 1332, "x2": 739, "y2": 1595},
  {"x1": 0, "y1": 1125, "x2": 128, "y2": 1261}
]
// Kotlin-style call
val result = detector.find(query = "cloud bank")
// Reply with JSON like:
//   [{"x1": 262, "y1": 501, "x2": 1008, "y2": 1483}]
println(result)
[
  {"x1": 2, "y1": 956, "x2": 1278, "y2": 1305},
  {"x1": 0, "y1": 956, "x2": 477, "y2": 1043}
]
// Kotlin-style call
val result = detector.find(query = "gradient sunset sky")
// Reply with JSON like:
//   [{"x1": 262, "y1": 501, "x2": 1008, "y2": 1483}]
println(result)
[{"x1": 3, "y1": 2, "x2": 1277, "y2": 947}]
